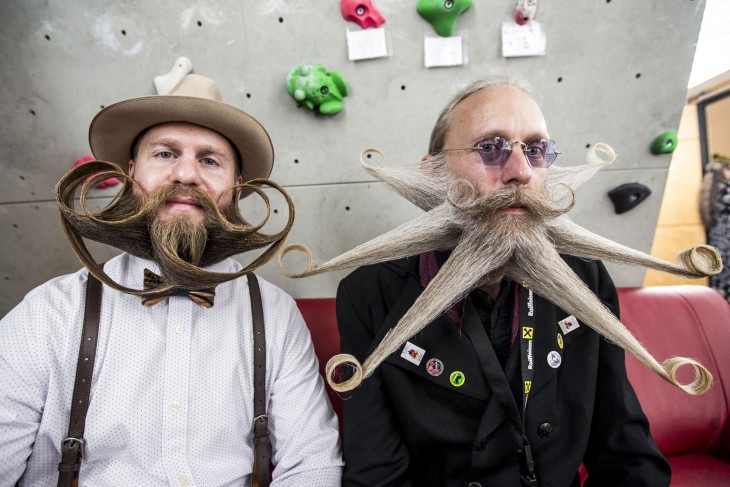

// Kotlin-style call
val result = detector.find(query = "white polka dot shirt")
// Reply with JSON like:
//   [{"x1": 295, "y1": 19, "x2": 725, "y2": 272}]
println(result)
[{"x1": 0, "y1": 253, "x2": 343, "y2": 486}]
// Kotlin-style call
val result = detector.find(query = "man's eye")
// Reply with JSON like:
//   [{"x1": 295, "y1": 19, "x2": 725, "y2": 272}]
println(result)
[
  {"x1": 158, "y1": 151, "x2": 173, "y2": 159},
  {"x1": 202, "y1": 158, "x2": 218, "y2": 166},
  {"x1": 526, "y1": 142, "x2": 546, "y2": 157},
  {"x1": 479, "y1": 143, "x2": 498, "y2": 153}
]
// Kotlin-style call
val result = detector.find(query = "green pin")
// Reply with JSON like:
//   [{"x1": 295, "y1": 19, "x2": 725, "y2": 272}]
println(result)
[{"x1": 449, "y1": 370, "x2": 465, "y2": 387}]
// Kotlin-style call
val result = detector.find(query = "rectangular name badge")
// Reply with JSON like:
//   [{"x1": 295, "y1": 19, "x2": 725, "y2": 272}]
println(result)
[{"x1": 400, "y1": 341, "x2": 426, "y2": 366}]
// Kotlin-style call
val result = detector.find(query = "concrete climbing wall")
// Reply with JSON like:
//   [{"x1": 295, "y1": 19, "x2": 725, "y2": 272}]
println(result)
[{"x1": 0, "y1": 0, "x2": 707, "y2": 316}]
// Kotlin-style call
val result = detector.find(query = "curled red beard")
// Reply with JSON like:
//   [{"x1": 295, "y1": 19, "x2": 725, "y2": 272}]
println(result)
[{"x1": 56, "y1": 160, "x2": 293, "y2": 294}]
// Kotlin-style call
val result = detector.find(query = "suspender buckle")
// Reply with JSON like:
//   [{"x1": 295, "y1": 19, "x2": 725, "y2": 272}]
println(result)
[
  {"x1": 61, "y1": 437, "x2": 86, "y2": 459},
  {"x1": 252, "y1": 415, "x2": 269, "y2": 435}
]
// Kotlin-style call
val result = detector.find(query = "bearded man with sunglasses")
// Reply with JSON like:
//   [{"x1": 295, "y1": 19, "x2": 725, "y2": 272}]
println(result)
[{"x1": 337, "y1": 74, "x2": 669, "y2": 486}]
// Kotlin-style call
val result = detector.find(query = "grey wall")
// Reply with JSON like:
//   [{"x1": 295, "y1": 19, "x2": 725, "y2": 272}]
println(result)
[{"x1": 0, "y1": 0, "x2": 706, "y2": 316}]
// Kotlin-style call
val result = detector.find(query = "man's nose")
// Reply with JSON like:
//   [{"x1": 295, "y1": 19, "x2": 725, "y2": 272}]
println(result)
[
  {"x1": 171, "y1": 154, "x2": 201, "y2": 186},
  {"x1": 499, "y1": 144, "x2": 533, "y2": 186}
]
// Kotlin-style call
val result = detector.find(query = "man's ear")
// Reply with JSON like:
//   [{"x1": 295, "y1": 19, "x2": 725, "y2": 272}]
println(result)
[
  {"x1": 421, "y1": 153, "x2": 435, "y2": 173},
  {"x1": 128, "y1": 159, "x2": 135, "y2": 177}
]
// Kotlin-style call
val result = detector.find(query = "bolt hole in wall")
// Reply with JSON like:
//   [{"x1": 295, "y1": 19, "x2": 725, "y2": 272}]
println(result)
[
  {"x1": 557, "y1": 77, "x2": 563, "y2": 83},
  {"x1": 121, "y1": 30, "x2": 126, "y2": 36},
  {"x1": 278, "y1": 17, "x2": 283, "y2": 23},
  {"x1": 30, "y1": 110, "x2": 36, "y2": 116},
  {"x1": 44, "y1": 34, "x2": 50, "y2": 41},
  {"x1": 197, "y1": 21, "x2": 202, "y2": 27}
]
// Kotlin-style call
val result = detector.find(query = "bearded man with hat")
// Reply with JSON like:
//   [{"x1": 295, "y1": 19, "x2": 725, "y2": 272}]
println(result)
[{"x1": 0, "y1": 75, "x2": 343, "y2": 486}]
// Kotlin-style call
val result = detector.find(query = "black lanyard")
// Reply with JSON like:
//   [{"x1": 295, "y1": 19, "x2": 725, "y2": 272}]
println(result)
[
  {"x1": 518, "y1": 284, "x2": 539, "y2": 486},
  {"x1": 519, "y1": 284, "x2": 537, "y2": 420}
]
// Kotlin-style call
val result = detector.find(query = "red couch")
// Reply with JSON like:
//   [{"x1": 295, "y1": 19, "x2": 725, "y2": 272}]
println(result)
[{"x1": 296, "y1": 285, "x2": 730, "y2": 485}]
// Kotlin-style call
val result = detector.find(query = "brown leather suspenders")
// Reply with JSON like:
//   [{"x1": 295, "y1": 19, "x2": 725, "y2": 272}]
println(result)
[
  {"x1": 57, "y1": 272, "x2": 102, "y2": 487},
  {"x1": 57, "y1": 272, "x2": 271, "y2": 487},
  {"x1": 247, "y1": 273, "x2": 271, "y2": 487}
]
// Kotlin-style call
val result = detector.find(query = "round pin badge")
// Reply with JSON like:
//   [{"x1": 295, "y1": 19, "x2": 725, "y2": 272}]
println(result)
[
  {"x1": 426, "y1": 358, "x2": 444, "y2": 377},
  {"x1": 547, "y1": 351, "x2": 562, "y2": 368},
  {"x1": 449, "y1": 370, "x2": 465, "y2": 387}
]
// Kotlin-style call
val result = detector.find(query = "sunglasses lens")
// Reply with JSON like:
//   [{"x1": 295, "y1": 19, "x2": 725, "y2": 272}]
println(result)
[
  {"x1": 477, "y1": 137, "x2": 509, "y2": 167},
  {"x1": 525, "y1": 139, "x2": 558, "y2": 168}
]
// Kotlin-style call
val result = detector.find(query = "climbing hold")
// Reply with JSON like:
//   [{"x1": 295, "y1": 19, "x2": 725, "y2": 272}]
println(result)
[
  {"x1": 154, "y1": 57, "x2": 193, "y2": 95},
  {"x1": 650, "y1": 131, "x2": 678, "y2": 155},
  {"x1": 286, "y1": 65, "x2": 349, "y2": 115},
  {"x1": 608, "y1": 183, "x2": 652, "y2": 214},
  {"x1": 72, "y1": 155, "x2": 120, "y2": 189},
  {"x1": 515, "y1": 0, "x2": 538, "y2": 25},
  {"x1": 417, "y1": 0, "x2": 473, "y2": 37},
  {"x1": 341, "y1": 0, "x2": 385, "y2": 29}
]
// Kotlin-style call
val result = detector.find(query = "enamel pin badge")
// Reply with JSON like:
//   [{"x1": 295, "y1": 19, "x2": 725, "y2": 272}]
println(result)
[
  {"x1": 401, "y1": 341, "x2": 426, "y2": 366},
  {"x1": 558, "y1": 315, "x2": 580, "y2": 335},
  {"x1": 426, "y1": 358, "x2": 444, "y2": 377}
]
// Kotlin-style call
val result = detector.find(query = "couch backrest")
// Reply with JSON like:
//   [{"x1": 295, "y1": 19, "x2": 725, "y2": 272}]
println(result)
[
  {"x1": 297, "y1": 286, "x2": 730, "y2": 459},
  {"x1": 618, "y1": 286, "x2": 730, "y2": 459},
  {"x1": 296, "y1": 298, "x2": 343, "y2": 429}
]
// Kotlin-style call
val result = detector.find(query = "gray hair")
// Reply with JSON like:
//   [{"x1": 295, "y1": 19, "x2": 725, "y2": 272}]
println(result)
[{"x1": 428, "y1": 73, "x2": 536, "y2": 155}]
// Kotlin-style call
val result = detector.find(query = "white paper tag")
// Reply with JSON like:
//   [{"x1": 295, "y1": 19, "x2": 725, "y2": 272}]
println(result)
[
  {"x1": 400, "y1": 341, "x2": 426, "y2": 366},
  {"x1": 347, "y1": 27, "x2": 389, "y2": 61},
  {"x1": 424, "y1": 33, "x2": 464, "y2": 68},
  {"x1": 501, "y1": 20, "x2": 546, "y2": 57}
]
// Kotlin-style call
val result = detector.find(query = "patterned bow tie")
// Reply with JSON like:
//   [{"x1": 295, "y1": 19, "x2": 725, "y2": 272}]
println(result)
[{"x1": 142, "y1": 268, "x2": 215, "y2": 308}]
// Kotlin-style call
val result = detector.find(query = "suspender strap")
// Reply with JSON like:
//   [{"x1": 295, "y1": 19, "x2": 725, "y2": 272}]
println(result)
[
  {"x1": 248, "y1": 273, "x2": 271, "y2": 487},
  {"x1": 57, "y1": 272, "x2": 271, "y2": 486},
  {"x1": 57, "y1": 272, "x2": 102, "y2": 487}
]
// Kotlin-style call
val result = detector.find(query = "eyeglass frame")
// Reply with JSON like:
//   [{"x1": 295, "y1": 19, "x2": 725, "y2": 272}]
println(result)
[{"x1": 439, "y1": 136, "x2": 561, "y2": 168}]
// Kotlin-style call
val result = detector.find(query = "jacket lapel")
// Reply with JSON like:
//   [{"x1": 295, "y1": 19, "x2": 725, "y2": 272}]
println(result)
[{"x1": 380, "y1": 275, "x2": 490, "y2": 402}]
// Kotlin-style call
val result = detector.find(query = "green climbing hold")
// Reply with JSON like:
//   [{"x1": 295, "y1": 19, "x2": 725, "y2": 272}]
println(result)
[
  {"x1": 650, "y1": 131, "x2": 678, "y2": 155},
  {"x1": 286, "y1": 65, "x2": 349, "y2": 115},
  {"x1": 417, "y1": 0, "x2": 473, "y2": 37}
]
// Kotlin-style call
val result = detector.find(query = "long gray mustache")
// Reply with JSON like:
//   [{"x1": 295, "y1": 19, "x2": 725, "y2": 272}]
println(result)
[{"x1": 281, "y1": 144, "x2": 719, "y2": 396}]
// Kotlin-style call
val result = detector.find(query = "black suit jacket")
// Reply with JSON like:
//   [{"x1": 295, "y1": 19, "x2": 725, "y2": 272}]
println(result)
[{"x1": 337, "y1": 255, "x2": 670, "y2": 487}]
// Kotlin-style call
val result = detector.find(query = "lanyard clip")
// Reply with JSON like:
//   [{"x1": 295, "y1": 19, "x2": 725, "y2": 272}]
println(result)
[{"x1": 518, "y1": 441, "x2": 539, "y2": 486}]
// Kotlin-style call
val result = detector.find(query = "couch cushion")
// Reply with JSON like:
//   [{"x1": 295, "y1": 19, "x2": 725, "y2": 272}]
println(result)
[
  {"x1": 667, "y1": 453, "x2": 730, "y2": 486},
  {"x1": 618, "y1": 286, "x2": 730, "y2": 458}
]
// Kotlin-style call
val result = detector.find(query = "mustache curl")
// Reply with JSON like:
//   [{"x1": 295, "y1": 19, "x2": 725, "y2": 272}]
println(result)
[{"x1": 56, "y1": 160, "x2": 295, "y2": 295}]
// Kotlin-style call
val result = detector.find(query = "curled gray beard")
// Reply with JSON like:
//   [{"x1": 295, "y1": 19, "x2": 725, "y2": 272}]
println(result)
[{"x1": 282, "y1": 145, "x2": 719, "y2": 396}]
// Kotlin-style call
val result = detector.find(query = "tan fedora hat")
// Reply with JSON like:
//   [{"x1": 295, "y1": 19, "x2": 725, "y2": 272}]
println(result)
[{"x1": 88, "y1": 74, "x2": 273, "y2": 185}]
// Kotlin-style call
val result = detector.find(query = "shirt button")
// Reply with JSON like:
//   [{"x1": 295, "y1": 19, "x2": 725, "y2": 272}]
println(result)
[
  {"x1": 178, "y1": 476, "x2": 188, "y2": 485},
  {"x1": 538, "y1": 422, "x2": 553, "y2": 438},
  {"x1": 175, "y1": 325, "x2": 185, "y2": 334},
  {"x1": 171, "y1": 400, "x2": 181, "y2": 411}
]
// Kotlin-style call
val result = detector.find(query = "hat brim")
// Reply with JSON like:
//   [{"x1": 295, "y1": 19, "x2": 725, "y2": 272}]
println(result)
[{"x1": 88, "y1": 95, "x2": 274, "y2": 185}]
